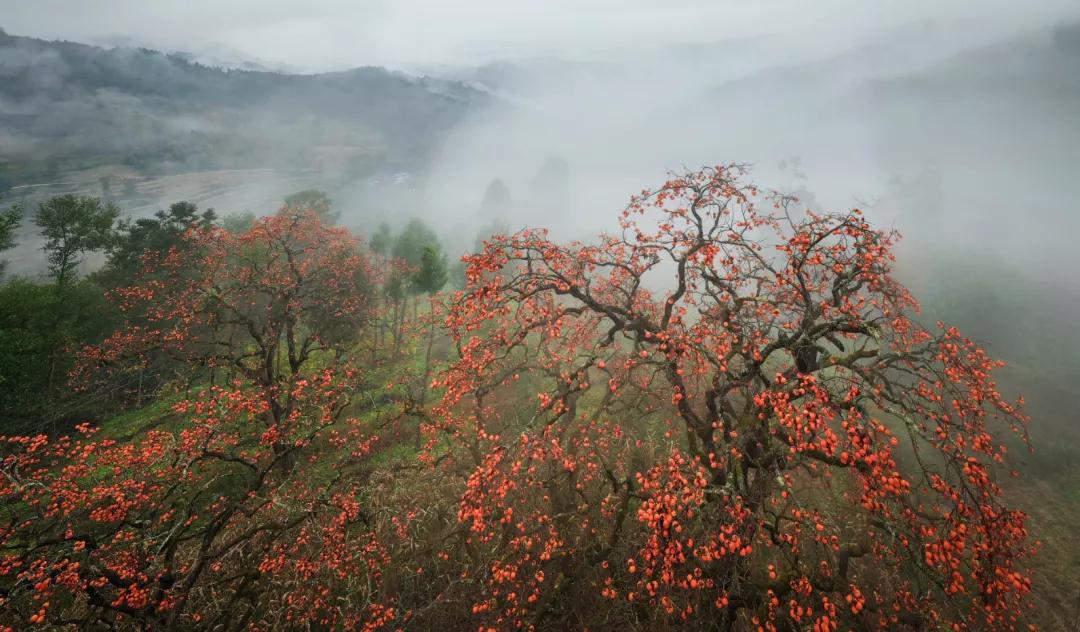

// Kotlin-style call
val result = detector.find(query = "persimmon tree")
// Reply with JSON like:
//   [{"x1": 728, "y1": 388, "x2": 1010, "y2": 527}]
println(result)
[
  {"x1": 0, "y1": 210, "x2": 399, "y2": 629},
  {"x1": 432, "y1": 165, "x2": 1033, "y2": 630}
]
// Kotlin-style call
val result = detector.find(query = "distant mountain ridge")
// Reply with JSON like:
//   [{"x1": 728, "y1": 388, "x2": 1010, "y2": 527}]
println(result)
[{"x1": 0, "y1": 28, "x2": 490, "y2": 188}]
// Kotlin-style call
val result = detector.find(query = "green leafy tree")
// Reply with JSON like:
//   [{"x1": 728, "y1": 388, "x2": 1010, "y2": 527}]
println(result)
[
  {"x1": 284, "y1": 189, "x2": 338, "y2": 223},
  {"x1": 414, "y1": 244, "x2": 448, "y2": 297},
  {"x1": 34, "y1": 195, "x2": 119, "y2": 287},
  {"x1": 392, "y1": 218, "x2": 441, "y2": 320},
  {"x1": 0, "y1": 203, "x2": 21, "y2": 276},
  {"x1": 391, "y1": 218, "x2": 439, "y2": 269},
  {"x1": 0, "y1": 279, "x2": 117, "y2": 432},
  {"x1": 96, "y1": 201, "x2": 215, "y2": 287},
  {"x1": 0, "y1": 204, "x2": 19, "y2": 250},
  {"x1": 30, "y1": 195, "x2": 119, "y2": 408},
  {"x1": 369, "y1": 221, "x2": 392, "y2": 260},
  {"x1": 221, "y1": 211, "x2": 255, "y2": 234}
]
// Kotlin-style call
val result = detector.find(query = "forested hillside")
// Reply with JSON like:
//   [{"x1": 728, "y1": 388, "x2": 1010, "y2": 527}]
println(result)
[{"x1": 0, "y1": 28, "x2": 487, "y2": 187}]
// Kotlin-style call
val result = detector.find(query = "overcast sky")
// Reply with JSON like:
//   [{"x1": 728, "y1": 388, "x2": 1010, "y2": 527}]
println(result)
[{"x1": 1, "y1": 0, "x2": 1076, "y2": 72}]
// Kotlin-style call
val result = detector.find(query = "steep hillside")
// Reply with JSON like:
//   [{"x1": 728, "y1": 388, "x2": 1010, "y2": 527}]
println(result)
[{"x1": 0, "y1": 28, "x2": 489, "y2": 188}]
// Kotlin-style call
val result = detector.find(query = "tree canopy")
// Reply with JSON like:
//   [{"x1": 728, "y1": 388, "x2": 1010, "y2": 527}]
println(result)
[
  {"x1": 391, "y1": 218, "x2": 439, "y2": 269},
  {"x1": 3, "y1": 210, "x2": 387, "y2": 629},
  {"x1": 284, "y1": 189, "x2": 337, "y2": 223},
  {"x1": 414, "y1": 244, "x2": 448, "y2": 296},
  {"x1": 432, "y1": 165, "x2": 1032, "y2": 630},
  {"x1": 96, "y1": 201, "x2": 216, "y2": 288},
  {"x1": 34, "y1": 195, "x2": 119, "y2": 287},
  {"x1": 0, "y1": 204, "x2": 21, "y2": 276}
]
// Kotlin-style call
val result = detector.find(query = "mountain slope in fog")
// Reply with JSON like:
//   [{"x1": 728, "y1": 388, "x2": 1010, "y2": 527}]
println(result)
[
  {"x1": 0, "y1": 28, "x2": 489, "y2": 188},
  {"x1": 425, "y1": 21, "x2": 1079, "y2": 243}
]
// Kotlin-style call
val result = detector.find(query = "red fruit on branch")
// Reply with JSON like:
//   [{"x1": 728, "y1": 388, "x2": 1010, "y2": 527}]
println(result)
[{"x1": 434, "y1": 165, "x2": 1032, "y2": 630}]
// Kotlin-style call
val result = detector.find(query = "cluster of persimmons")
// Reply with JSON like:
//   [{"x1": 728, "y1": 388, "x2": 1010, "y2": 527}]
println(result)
[{"x1": 1, "y1": 166, "x2": 1032, "y2": 630}]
